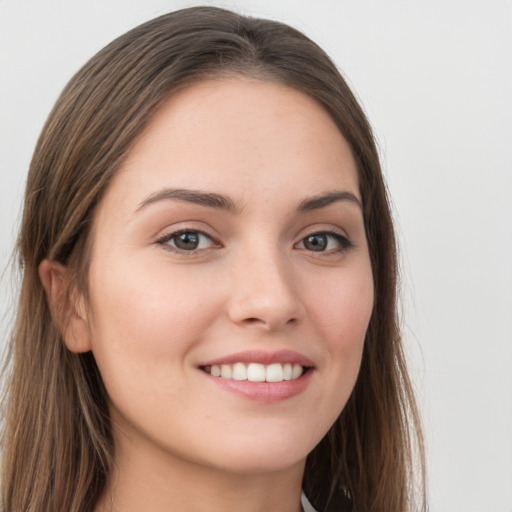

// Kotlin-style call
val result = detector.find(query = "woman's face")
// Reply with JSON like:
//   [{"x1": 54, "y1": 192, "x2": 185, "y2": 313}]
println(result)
[{"x1": 81, "y1": 77, "x2": 374, "y2": 474}]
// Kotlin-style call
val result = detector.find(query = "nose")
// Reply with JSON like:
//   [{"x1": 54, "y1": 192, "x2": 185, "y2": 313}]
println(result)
[{"x1": 227, "y1": 248, "x2": 305, "y2": 331}]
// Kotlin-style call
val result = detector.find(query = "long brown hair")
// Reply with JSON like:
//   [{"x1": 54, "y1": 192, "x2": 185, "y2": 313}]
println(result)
[{"x1": 1, "y1": 6, "x2": 426, "y2": 512}]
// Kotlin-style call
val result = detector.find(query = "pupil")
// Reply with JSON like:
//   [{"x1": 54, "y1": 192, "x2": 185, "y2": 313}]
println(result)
[
  {"x1": 305, "y1": 234, "x2": 327, "y2": 251},
  {"x1": 176, "y1": 232, "x2": 199, "y2": 250}
]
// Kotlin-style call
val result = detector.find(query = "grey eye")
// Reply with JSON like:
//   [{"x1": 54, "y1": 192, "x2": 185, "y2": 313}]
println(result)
[
  {"x1": 303, "y1": 234, "x2": 329, "y2": 251},
  {"x1": 296, "y1": 232, "x2": 352, "y2": 253},
  {"x1": 166, "y1": 231, "x2": 214, "y2": 251}
]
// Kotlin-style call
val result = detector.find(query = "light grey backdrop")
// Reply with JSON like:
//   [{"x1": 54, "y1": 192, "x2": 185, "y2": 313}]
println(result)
[{"x1": 1, "y1": 1, "x2": 511, "y2": 510}]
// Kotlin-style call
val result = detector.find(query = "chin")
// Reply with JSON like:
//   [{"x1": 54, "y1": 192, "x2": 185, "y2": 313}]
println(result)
[
  {"x1": 196, "y1": 427, "x2": 318, "y2": 475},
  {"x1": 210, "y1": 451, "x2": 307, "y2": 475}
]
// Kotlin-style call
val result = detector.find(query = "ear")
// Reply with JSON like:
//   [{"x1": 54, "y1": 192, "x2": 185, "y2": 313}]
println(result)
[{"x1": 38, "y1": 259, "x2": 92, "y2": 353}]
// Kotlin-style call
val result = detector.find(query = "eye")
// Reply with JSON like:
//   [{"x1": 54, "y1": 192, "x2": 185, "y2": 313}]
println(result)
[
  {"x1": 157, "y1": 230, "x2": 216, "y2": 252},
  {"x1": 296, "y1": 231, "x2": 352, "y2": 253}
]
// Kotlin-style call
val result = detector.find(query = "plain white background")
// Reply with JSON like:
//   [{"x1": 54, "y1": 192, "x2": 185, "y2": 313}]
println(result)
[{"x1": 0, "y1": 1, "x2": 511, "y2": 510}]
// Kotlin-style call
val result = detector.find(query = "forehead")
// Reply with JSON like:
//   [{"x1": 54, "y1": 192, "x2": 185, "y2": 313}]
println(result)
[{"x1": 104, "y1": 77, "x2": 360, "y2": 210}]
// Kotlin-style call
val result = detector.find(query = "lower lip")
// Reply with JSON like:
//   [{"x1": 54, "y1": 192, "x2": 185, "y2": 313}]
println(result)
[{"x1": 202, "y1": 370, "x2": 313, "y2": 402}]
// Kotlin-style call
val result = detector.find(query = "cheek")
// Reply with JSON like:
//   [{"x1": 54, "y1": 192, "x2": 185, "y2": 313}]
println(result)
[
  {"x1": 85, "y1": 259, "x2": 223, "y2": 385},
  {"x1": 309, "y1": 265, "x2": 374, "y2": 350},
  {"x1": 304, "y1": 264, "x2": 373, "y2": 415}
]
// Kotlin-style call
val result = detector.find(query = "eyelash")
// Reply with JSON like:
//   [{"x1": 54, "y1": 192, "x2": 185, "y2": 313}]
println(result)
[
  {"x1": 156, "y1": 229, "x2": 219, "y2": 254},
  {"x1": 155, "y1": 228, "x2": 353, "y2": 255},
  {"x1": 295, "y1": 230, "x2": 354, "y2": 254}
]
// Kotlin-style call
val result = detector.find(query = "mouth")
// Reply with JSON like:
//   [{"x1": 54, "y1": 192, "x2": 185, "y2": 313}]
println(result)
[
  {"x1": 201, "y1": 362, "x2": 309, "y2": 383},
  {"x1": 198, "y1": 350, "x2": 314, "y2": 401}
]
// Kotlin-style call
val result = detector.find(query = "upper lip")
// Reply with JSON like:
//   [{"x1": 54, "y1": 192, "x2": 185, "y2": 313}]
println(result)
[{"x1": 199, "y1": 349, "x2": 314, "y2": 368}]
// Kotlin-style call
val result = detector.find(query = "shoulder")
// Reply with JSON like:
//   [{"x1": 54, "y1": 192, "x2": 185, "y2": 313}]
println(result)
[{"x1": 301, "y1": 492, "x2": 319, "y2": 512}]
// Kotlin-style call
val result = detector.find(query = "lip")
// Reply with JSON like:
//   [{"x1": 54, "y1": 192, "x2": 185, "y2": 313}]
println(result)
[
  {"x1": 199, "y1": 349, "x2": 314, "y2": 368},
  {"x1": 203, "y1": 371, "x2": 313, "y2": 402},
  {"x1": 198, "y1": 350, "x2": 315, "y2": 402}
]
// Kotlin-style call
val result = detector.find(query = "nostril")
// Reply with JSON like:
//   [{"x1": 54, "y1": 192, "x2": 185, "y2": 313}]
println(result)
[{"x1": 242, "y1": 316, "x2": 298, "y2": 328}]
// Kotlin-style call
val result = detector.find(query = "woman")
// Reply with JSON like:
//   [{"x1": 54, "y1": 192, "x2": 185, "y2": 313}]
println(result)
[{"x1": 1, "y1": 6, "x2": 426, "y2": 512}]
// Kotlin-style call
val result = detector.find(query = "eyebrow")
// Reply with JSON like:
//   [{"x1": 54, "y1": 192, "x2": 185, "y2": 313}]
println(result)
[
  {"x1": 137, "y1": 187, "x2": 362, "y2": 213},
  {"x1": 137, "y1": 188, "x2": 240, "y2": 212},
  {"x1": 297, "y1": 191, "x2": 362, "y2": 212}
]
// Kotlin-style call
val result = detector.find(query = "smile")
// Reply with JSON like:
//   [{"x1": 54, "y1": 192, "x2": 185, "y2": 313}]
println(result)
[{"x1": 202, "y1": 362, "x2": 305, "y2": 382}]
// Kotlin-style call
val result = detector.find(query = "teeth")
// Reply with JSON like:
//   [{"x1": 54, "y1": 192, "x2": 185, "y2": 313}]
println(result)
[
  {"x1": 265, "y1": 363, "x2": 283, "y2": 382},
  {"x1": 204, "y1": 362, "x2": 305, "y2": 382},
  {"x1": 291, "y1": 363, "x2": 303, "y2": 379},
  {"x1": 220, "y1": 364, "x2": 232, "y2": 379},
  {"x1": 247, "y1": 363, "x2": 266, "y2": 382},
  {"x1": 232, "y1": 362, "x2": 247, "y2": 380}
]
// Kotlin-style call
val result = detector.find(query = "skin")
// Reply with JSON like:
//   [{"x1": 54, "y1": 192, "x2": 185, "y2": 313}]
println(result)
[{"x1": 40, "y1": 77, "x2": 374, "y2": 512}]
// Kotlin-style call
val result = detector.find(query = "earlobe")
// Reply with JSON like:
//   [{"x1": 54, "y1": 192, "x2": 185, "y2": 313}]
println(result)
[{"x1": 38, "y1": 259, "x2": 92, "y2": 353}]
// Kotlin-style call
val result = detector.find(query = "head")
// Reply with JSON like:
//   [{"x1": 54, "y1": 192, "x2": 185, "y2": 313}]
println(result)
[{"x1": 2, "y1": 6, "x2": 424, "y2": 512}]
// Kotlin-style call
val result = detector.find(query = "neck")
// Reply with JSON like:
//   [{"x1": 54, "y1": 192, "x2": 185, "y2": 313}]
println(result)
[{"x1": 94, "y1": 432, "x2": 306, "y2": 512}]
